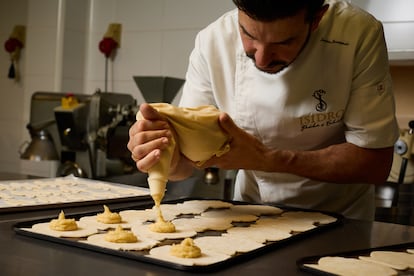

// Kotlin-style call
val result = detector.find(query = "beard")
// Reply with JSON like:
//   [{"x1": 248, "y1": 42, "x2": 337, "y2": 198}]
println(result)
[
  {"x1": 246, "y1": 25, "x2": 312, "y2": 75},
  {"x1": 246, "y1": 54, "x2": 289, "y2": 74}
]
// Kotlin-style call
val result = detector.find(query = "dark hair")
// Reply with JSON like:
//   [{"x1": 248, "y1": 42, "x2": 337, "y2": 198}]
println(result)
[{"x1": 232, "y1": 0, "x2": 325, "y2": 22}]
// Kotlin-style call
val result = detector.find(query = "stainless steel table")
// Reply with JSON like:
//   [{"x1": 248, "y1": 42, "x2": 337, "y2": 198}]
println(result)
[{"x1": 2, "y1": 202, "x2": 414, "y2": 276}]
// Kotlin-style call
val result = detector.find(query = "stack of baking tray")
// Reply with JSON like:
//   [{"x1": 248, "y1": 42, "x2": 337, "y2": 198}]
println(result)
[{"x1": 0, "y1": 175, "x2": 150, "y2": 213}]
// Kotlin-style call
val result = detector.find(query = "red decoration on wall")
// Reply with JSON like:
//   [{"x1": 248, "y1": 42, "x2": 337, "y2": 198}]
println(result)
[
  {"x1": 99, "y1": 37, "x2": 118, "y2": 58},
  {"x1": 4, "y1": 38, "x2": 23, "y2": 79},
  {"x1": 4, "y1": 38, "x2": 22, "y2": 53}
]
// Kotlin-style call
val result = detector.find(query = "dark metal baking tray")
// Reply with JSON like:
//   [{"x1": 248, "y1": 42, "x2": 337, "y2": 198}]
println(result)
[
  {"x1": 0, "y1": 175, "x2": 151, "y2": 214},
  {"x1": 297, "y1": 242, "x2": 414, "y2": 275},
  {"x1": 14, "y1": 198, "x2": 343, "y2": 272}
]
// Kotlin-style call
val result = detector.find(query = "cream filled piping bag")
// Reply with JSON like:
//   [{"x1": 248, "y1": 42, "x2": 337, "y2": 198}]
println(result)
[{"x1": 136, "y1": 103, "x2": 231, "y2": 204}]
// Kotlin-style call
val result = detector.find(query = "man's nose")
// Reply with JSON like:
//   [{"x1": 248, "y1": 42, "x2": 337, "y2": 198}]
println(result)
[{"x1": 253, "y1": 45, "x2": 274, "y2": 68}]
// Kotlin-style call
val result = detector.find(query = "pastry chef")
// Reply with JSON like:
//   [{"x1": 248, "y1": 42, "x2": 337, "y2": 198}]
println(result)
[{"x1": 128, "y1": 0, "x2": 399, "y2": 220}]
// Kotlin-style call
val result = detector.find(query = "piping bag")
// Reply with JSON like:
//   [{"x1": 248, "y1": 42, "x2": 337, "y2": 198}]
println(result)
[{"x1": 136, "y1": 103, "x2": 231, "y2": 206}]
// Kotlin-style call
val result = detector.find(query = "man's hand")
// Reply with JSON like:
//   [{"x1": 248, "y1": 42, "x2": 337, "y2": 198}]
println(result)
[
  {"x1": 199, "y1": 112, "x2": 270, "y2": 171},
  {"x1": 127, "y1": 103, "x2": 173, "y2": 173}
]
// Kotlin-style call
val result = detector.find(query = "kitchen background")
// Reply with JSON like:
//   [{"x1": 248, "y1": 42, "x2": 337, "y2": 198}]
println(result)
[{"x1": 0, "y1": 0, "x2": 413, "y2": 181}]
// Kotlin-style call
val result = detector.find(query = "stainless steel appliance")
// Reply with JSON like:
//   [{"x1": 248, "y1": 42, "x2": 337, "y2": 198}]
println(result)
[
  {"x1": 22, "y1": 77, "x2": 233, "y2": 200},
  {"x1": 24, "y1": 90, "x2": 138, "y2": 179},
  {"x1": 23, "y1": 77, "x2": 185, "y2": 180}
]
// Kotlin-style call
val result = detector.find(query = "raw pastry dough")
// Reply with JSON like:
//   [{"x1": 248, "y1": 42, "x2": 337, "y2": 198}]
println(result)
[
  {"x1": 49, "y1": 210, "x2": 78, "y2": 231},
  {"x1": 194, "y1": 236, "x2": 264, "y2": 256},
  {"x1": 29, "y1": 221, "x2": 97, "y2": 238},
  {"x1": 172, "y1": 216, "x2": 233, "y2": 232},
  {"x1": 148, "y1": 243, "x2": 230, "y2": 266},
  {"x1": 136, "y1": 103, "x2": 231, "y2": 211},
  {"x1": 170, "y1": 238, "x2": 201, "y2": 258},
  {"x1": 85, "y1": 232, "x2": 158, "y2": 251},
  {"x1": 362, "y1": 251, "x2": 414, "y2": 270},
  {"x1": 131, "y1": 221, "x2": 197, "y2": 241},
  {"x1": 149, "y1": 214, "x2": 176, "y2": 233},
  {"x1": 305, "y1": 256, "x2": 397, "y2": 276},
  {"x1": 96, "y1": 205, "x2": 122, "y2": 224},
  {"x1": 104, "y1": 225, "x2": 138, "y2": 243}
]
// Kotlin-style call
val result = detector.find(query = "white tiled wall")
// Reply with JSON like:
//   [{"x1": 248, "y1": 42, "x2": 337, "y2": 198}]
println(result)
[
  {"x1": 0, "y1": 0, "x2": 28, "y2": 173},
  {"x1": 61, "y1": 0, "x2": 88, "y2": 93},
  {"x1": 0, "y1": 0, "x2": 234, "y2": 175},
  {"x1": 83, "y1": 0, "x2": 234, "y2": 101}
]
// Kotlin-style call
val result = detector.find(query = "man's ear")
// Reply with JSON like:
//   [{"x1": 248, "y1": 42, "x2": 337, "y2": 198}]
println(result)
[{"x1": 311, "y1": 4, "x2": 329, "y2": 31}]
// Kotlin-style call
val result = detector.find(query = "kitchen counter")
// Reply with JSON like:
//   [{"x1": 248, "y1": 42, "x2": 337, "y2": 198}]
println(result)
[
  {"x1": 2, "y1": 202, "x2": 414, "y2": 276},
  {"x1": 1, "y1": 172, "x2": 414, "y2": 275}
]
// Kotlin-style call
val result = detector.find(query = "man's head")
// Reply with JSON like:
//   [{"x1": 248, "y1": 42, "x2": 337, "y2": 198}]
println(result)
[{"x1": 233, "y1": 0, "x2": 328, "y2": 74}]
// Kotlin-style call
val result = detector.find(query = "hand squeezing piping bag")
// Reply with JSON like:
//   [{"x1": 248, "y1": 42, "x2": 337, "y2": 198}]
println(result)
[
  {"x1": 136, "y1": 103, "x2": 231, "y2": 205},
  {"x1": 135, "y1": 113, "x2": 175, "y2": 206},
  {"x1": 147, "y1": 138, "x2": 175, "y2": 205}
]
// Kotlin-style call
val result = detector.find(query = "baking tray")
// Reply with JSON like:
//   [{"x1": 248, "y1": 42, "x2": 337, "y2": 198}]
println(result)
[
  {"x1": 0, "y1": 175, "x2": 150, "y2": 213},
  {"x1": 14, "y1": 198, "x2": 343, "y2": 272},
  {"x1": 297, "y1": 242, "x2": 414, "y2": 275}
]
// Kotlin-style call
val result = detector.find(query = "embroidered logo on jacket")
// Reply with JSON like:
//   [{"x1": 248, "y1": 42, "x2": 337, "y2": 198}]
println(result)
[
  {"x1": 299, "y1": 89, "x2": 344, "y2": 132},
  {"x1": 313, "y1": 89, "x2": 327, "y2": 112}
]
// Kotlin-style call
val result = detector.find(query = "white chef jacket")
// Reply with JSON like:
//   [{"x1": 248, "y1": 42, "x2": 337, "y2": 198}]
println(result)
[{"x1": 179, "y1": 0, "x2": 399, "y2": 220}]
